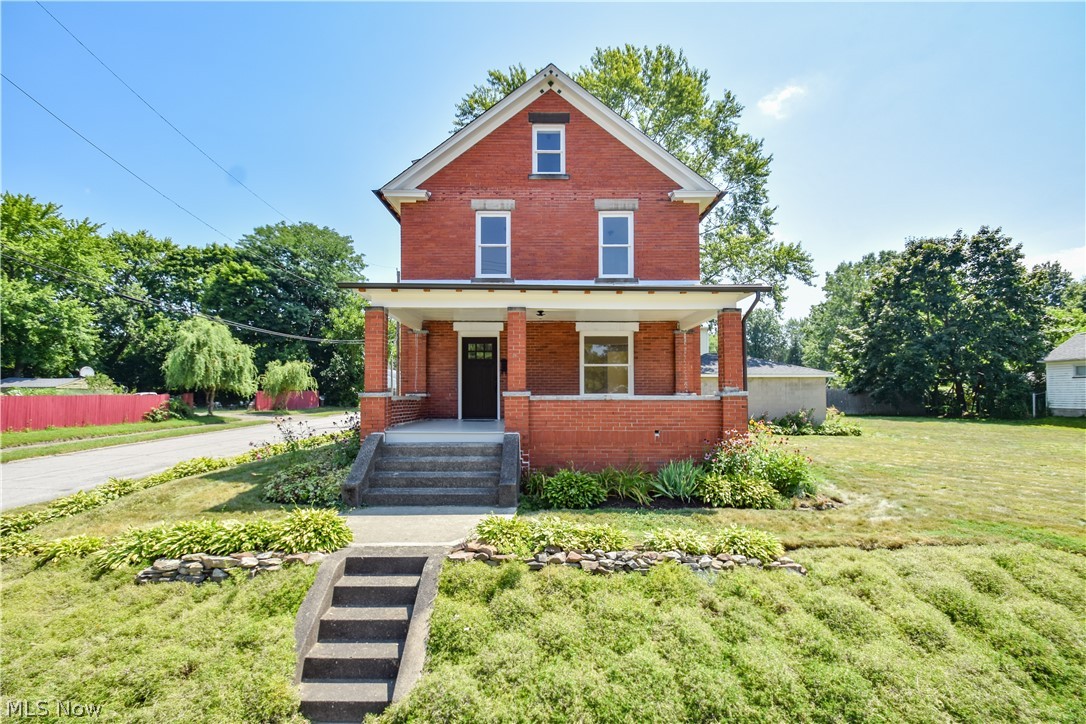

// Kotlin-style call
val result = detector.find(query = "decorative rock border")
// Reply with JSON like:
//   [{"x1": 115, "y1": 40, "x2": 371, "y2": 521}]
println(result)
[
  {"x1": 448, "y1": 541, "x2": 807, "y2": 576},
  {"x1": 135, "y1": 551, "x2": 326, "y2": 585}
]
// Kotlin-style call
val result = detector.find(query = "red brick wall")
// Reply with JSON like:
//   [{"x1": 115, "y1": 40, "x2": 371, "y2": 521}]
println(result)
[
  {"x1": 673, "y1": 329, "x2": 701, "y2": 394},
  {"x1": 388, "y1": 397, "x2": 425, "y2": 427},
  {"x1": 399, "y1": 92, "x2": 701, "y2": 281},
  {"x1": 423, "y1": 321, "x2": 458, "y2": 419},
  {"x1": 399, "y1": 329, "x2": 427, "y2": 395},
  {"x1": 507, "y1": 309, "x2": 527, "y2": 391},
  {"x1": 527, "y1": 322, "x2": 580, "y2": 395},
  {"x1": 634, "y1": 323, "x2": 675, "y2": 395},
  {"x1": 364, "y1": 308, "x2": 388, "y2": 393},
  {"x1": 524, "y1": 397, "x2": 723, "y2": 471}
]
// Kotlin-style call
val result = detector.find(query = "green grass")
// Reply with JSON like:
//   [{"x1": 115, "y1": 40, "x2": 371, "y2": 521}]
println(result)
[
  {"x1": 0, "y1": 555, "x2": 313, "y2": 723},
  {"x1": 0, "y1": 416, "x2": 266, "y2": 463},
  {"x1": 535, "y1": 417, "x2": 1086, "y2": 553},
  {"x1": 380, "y1": 543, "x2": 1085, "y2": 723}
]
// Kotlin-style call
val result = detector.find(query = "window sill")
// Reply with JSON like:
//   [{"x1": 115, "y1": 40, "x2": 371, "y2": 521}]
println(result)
[
  {"x1": 471, "y1": 276, "x2": 514, "y2": 283},
  {"x1": 528, "y1": 173, "x2": 569, "y2": 180},
  {"x1": 595, "y1": 277, "x2": 639, "y2": 284}
]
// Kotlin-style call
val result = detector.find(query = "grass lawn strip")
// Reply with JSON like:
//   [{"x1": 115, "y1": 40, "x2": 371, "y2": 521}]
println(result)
[
  {"x1": 379, "y1": 543, "x2": 1085, "y2": 723},
  {"x1": 0, "y1": 418, "x2": 268, "y2": 463}
]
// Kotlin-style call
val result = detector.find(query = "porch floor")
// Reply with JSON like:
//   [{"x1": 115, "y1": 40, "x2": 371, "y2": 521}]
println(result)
[{"x1": 383, "y1": 418, "x2": 505, "y2": 444}]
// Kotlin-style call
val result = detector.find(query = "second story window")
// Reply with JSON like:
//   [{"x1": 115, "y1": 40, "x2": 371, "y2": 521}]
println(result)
[
  {"x1": 599, "y1": 211, "x2": 633, "y2": 278},
  {"x1": 476, "y1": 211, "x2": 510, "y2": 278},
  {"x1": 533, "y1": 125, "x2": 565, "y2": 174}
]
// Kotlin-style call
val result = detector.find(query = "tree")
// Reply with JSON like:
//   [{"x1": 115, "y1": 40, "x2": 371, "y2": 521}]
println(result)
[
  {"x1": 745, "y1": 309, "x2": 786, "y2": 361},
  {"x1": 0, "y1": 278, "x2": 98, "y2": 377},
  {"x1": 452, "y1": 46, "x2": 814, "y2": 309},
  {"x1": 163, "y1": 318, "x2": 257, "y2": 414},
  {"x1": 261, "y1": 360, "x2": 318, "y2": 409},
  {"x1": 838, "y1": 227, "x2": 1043, "y2": 418},
  {"x1": 1030, "y1": 262, "x2": 1086, "y2": 351},
  {"x1": 201, "y1": 221, "x2": 367, "y2": 376},
  {"x1": 319, "y1": 293, "x2": 367, "y2": 405},
  {"x1": 801, "y1": 251, "x2": 899, "y2": 372}
]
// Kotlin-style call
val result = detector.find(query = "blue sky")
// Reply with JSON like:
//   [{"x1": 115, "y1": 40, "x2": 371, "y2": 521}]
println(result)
[{"x1": 3, "y1": 1, "x2": 1084, "y2": 319}]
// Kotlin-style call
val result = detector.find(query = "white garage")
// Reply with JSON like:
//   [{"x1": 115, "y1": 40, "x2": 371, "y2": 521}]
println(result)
[
  {"x1": 1044, "y1": 333, "x2": 1086, "y2": 417},
  {"x1": 701, "y1": 354, "x2": 832, "y2": 423}
]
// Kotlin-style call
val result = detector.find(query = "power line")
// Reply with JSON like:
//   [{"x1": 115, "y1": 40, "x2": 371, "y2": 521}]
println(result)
[
  {"x1": 35, "y1": 1, "x2": 294, "y2": 224},
  {"x1": 1, "y1": 72, "x2": 328, "y2": 291},
  {"x1": 2, "y1": 246, "x2": 366, "y2": 346}
]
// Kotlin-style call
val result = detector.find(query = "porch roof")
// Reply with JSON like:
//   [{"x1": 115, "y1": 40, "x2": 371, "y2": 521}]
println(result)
[{"x1": 338, "y1": 281, "x2": 769, "y2": 331}]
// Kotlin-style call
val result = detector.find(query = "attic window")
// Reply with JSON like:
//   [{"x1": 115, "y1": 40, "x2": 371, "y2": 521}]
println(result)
[{"x1": 532, "y1": 125, "x2": 565, "y2": 174}]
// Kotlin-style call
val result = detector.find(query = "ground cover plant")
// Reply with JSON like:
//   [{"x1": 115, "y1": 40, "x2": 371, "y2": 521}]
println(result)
[
  {"x1": 767, "y1": 406, "x2": 862, "y2": 436},
  {"x1": 380, "y1": 543, "x2": 1085, "y2": 723}
]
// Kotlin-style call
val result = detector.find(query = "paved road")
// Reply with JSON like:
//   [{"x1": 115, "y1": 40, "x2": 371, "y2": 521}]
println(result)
[{"x1": 0, "y1": 414, "x2": 354, "y2": 511}]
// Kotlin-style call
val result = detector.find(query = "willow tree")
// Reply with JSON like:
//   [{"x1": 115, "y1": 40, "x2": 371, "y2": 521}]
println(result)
[
  {"x1": 261, "y1": 360, "x2": 318, "y2": 410},
  {"x1": 163, "y1": 318, "x2": 257, "y2": 415}
]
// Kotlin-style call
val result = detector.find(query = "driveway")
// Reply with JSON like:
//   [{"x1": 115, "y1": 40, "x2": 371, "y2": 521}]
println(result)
[{"x1": 0, "y1": 414, "x2": 354, "y2": 511}]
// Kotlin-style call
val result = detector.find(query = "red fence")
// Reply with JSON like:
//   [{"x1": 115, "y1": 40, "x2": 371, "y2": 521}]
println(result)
[
  {"x1": 254, "y1": 390, "x2": 320, "y2": 411},
  {"x1": 0, "y1": 393, "x2": 170, "y2": 431}
]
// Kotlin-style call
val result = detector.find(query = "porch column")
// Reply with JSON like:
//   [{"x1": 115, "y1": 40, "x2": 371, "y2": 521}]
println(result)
[
  {"x1": 717, "y1": 308, "x2": 748, "y2": 437},
  {"x1": 504, "y1": 307, "x2": 530, "y2": 450},
  {"x1": 400, "y1": 328, "x2": 428, "y2": 395},
  {"x1": 360, "y1": 306, "x2": 390, "y2": 436},
  {"x1": 674, "y1": 328, "x2": 701, "y2": 394},
  {"x1": 717, "y1": 309, "x2": 745, "y2": 391}
]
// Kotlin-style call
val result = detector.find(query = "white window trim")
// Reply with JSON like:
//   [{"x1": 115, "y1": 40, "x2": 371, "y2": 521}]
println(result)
[
  {"x1": 475, "y1": 211, "x2": 511, "y2": 278},
  {"x1": 579, "y1": 331, "x2": 634, "y2": 396},
  {"x1": 598, "y1": 211, "x2": 634, "y2": 278},
  {"x1": 456, "y1": 331, "x2": 502, "y2": 420},
  {"x1": 532, "y1": 124, "x2": 565, "y2": 174}
]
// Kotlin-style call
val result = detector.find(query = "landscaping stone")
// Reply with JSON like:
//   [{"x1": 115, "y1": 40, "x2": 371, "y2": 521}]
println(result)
[
  {"x1": 239, "y1": 557, "x2": 260, "y2": 568},
  {"x1": 152, "y1": 559, "x2": 181, "y2": 572},
  {"x1": 204, "y1": 556, "x2": 238, "y2": 569},
  {"x1": 283, "y1": 554, "x2": 308, "y2": 567},
  {"x1": 446, "y1": 541, "x2": 807, "y2": 577},
  {"x1": 133, "y1": 549, "x2": 326, "y2": 586}
]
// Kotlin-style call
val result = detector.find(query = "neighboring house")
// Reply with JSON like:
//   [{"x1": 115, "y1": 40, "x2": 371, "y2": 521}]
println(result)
[
  {"x1": 700, "y1": 354, "x2": 833, "y2": 423},
  {"x1": 0, "y1": 377, "x2": 90, "y2": 394},
  {"x1": 1044, "y1": 333, "x2": 1086, "y2": 417},
  {"x1": 342, "y1": 64, "x2": 767, "y2": 470}
]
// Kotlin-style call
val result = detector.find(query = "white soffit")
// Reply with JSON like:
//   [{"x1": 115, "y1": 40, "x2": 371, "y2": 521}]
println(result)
[
  {"x1": 453, "y1": 321, "x2": 505, "y2": 333},
  {"x1": 576, "y1": 321, "x2": 640, "y2": 332},
  {"x1": 379, "y1": 65, "x2": 721, "y2": 214}
]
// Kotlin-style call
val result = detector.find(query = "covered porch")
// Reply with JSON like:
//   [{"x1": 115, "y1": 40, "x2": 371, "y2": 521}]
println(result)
[{"x1": 345, "y1": 282, "x2": 765, "y2": 470}]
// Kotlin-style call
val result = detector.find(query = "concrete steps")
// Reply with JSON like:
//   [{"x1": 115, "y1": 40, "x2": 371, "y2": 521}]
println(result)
[
  {"x1": 298, "y1": 555, "x2": 427, "y2": 722},
  {"x1": 360, "y1": 442, "x2": 503, "y2": 507}
]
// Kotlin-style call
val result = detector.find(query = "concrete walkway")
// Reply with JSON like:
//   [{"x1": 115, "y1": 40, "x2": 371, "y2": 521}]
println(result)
[
  {"x1": 0, "y1": 414, "x2": 353, "y2": 511},
  {"x1": 343, "y1": 506, "x2": 516, "y2": 547}
]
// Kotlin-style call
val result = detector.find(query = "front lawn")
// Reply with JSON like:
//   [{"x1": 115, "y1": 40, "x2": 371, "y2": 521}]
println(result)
[
  {"x1": 381, "y1": 543, "x2": 1084, "y2": 723},
  {"x1": 535, "y1": 417, "x2": 1086, "y2": 553}
]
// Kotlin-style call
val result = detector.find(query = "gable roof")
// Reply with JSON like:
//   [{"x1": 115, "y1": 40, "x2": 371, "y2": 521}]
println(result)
[
  {"x1": 700, "y1": 354, "x2": 833, "y2": 378},
  {"x1": 1044, "y1": 333, "x2": 1086, "y2": 363},
  {"x1": 377, "y1": 64, "x2": 723, "y2": 218}
]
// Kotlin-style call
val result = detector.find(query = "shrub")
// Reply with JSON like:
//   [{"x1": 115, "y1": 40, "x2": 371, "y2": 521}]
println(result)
[
  {"x1": 168, "y1": 396, "x2": 195, "y2": 419},
  {"x1": 598, "y1": 466, "x2": 653, "y2": 506},
  {"x1": 817, "y1": 407, "x2": 862, "y2": 436},
  {"x1": 709, "y1": 525, "x2": 785, "y2": 561},
  {"x1": 35, "y1": 535, "x2": 106, "y2": 564},
  {"x1": 471, "y1": 515, "x2": 629, "y2": 555},
  {"x1": 143, "y1": 403, "x2": 171, "y2": 423},
  {"x1": 651, "y1": 459, "x2": 701, "y2": 503},
  {"x1": 260, "y1": 360, "x2": 318, "y2": 409},
  {"x1": 541, "y1": 469, "x2": 607, "y2": 509},
  {"x1": 708, "y1": 426, "x2": 814, "y2": 498},
  {"x1": 642, "y1": 528, "x2": 711, "y2": 555},
  {"x1": 262, "y1": 462, "x2": 343, "y2": 508},
  {"x1": 521, "y1": 470, "x2": 548, "y2": 498},
  {"x1": 0, "y1": 532, "x2": 44, "y2": 560},
  {"x1": 91, "y1": 509, "x2": 352, "y2": 571},
  {"x1": 698, "y1": 474, "x2": 782, "y2": 509}
]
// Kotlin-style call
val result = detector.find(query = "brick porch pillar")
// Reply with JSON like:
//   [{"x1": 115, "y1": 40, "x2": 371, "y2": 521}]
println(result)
[
  {"x1": 673, "y1": 328, "x2": 701, "y2": 394},
  {"x1": 400, "y1": 328, "x2": 428, "y2": 395},
  {"x1": 360, "y1": 306, "x2": 390, "y2": 436},
  {"x1": 717, "y1": 308, "x2": 748, "y2": 438},
  {"x1": 504, "y1": 307, "x2": 530, "y2": 451}
]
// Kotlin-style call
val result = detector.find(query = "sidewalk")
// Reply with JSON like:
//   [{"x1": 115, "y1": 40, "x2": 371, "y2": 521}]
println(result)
[{"x1": 343, "y1": 506, "x2": 516, "y2": 547}]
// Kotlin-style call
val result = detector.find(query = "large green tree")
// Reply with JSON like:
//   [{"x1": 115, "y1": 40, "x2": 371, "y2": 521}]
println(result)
[
  {"x1": 163, "y1": 318, "x2": 257, "y2": 414},
  {"x1": 1030, "y1": 261, "x2": 1086, "y2": 351},
  {"x1": 452, "y1": 46, "x2": 814, "y2": 309},
  {"x1": 201, "y1": 222, "x2": 367, "y2": 375},
  {"x1": 838, "y1": 227, "x2": 1044, "y2": 418},
  {"x1": 801, "y1": 251, "x2": 899, "y2": 373},
  {"x1": 0, "y1": 193, "x2": 113, "y2": 377}
]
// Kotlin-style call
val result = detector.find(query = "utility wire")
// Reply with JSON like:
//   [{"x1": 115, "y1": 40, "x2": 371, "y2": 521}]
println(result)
[
  {"x1": 36, "y1": 1, "x2": 397, "y2": 275},
  {"x1": 2, "y1": 246, "x2": 366, "y2": 346},
  {"x1": 2, "y1": 72, "x2": 329, "y2": 291},
  {"x1": 35, "y1": 1, "x2": 294, "y2": 223}
]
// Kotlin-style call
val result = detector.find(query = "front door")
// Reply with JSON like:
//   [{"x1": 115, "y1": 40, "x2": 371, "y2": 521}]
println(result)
[{"x1": 461, "y1": 337, "x2": 498, "y2": 419}]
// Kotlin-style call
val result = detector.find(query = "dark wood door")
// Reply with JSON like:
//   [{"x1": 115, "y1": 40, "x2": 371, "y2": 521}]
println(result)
[{"x1": 461, "y1": 337, "x2": 498, "y2": 419}]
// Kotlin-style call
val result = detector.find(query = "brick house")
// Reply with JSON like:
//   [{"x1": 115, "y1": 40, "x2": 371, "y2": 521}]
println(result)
[{"x1": 341, "y1": 65, "x2": 766, "y2": 479}]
